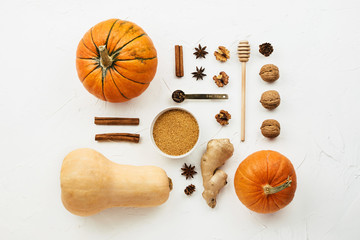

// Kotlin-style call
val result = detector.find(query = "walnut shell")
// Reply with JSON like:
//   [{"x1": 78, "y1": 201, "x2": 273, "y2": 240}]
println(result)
[
  {"x1": 260, "y1": 90, "x2": 280, "y2": 109},
  {"x1": 260, "y1": 119, "x2": 280, "y2": 138},
  {"x1": 259, "y1": 64, "x2": 279, "y2": 82}
]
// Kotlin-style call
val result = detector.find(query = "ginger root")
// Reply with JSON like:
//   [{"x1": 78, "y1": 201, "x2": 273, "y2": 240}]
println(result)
[{"x1": 201, "y1": 139, "x2": 234, "y2": 208}]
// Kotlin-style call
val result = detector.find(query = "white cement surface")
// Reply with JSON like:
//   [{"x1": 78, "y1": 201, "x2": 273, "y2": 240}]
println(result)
[{"x1": 1, "y1": 0, "x2": 360, "y2": 239}]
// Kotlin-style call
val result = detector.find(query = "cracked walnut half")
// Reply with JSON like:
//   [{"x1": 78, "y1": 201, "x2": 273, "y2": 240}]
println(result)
[
  {"x1": 215, "y1": 110, "x2": 231, "y2": 125},
  {"x1": 214, "y1": 46, "x2": 230, "y2": 62},
  {"x1": 213, "y1": 71, "x2": 229, "y2": 87}
]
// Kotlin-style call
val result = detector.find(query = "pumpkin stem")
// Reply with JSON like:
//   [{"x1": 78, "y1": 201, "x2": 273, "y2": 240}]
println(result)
[
  {"x1": 263, "y1": 176, "x2": 292, "y2": 195},
  {"x1": 98, "y1": 45, "x2": 113, "y2": 68}
]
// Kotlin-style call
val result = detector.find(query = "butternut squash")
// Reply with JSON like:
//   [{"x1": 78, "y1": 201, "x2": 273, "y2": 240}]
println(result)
[{"x1": 60, "y1": 148, "x2": 172, "y2": 216}]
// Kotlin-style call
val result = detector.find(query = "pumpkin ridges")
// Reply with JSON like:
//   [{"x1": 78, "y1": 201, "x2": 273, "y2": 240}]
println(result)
[
  {"x1": 76, "y1": 59, "x2": 99, "y2": 82},
  {"x1": 81, "y1": 66, "x2": 99, "y2": 83},
  {"x1": 235, "y1": 178, "x2": 263, "y2": 195},
  {"x1": 107, "y1": 68, "x2": 149, "y2": 99},
  {"x1": 81, "y1": 31, "x2": 99, "y2": 57},
  {"x1": 271, "y1": 192, "x2": 288, "y2": 209},
  {"x1": 239, "y1": 191, "x2": 263, "y2": 207},
  {"x1": 77, "y1": 39, "x2": 98, "y2": 59},
  {"x1": 241, "y1": 153, "x2": 269, "y2": 185},
  {"x1": 234, "y1": 173, "x2": 264, "y2": 207},
  {"x1": 106, "y1": 20, "x2": 132, "y2": 54},
  {"x1": 270, "y1": 195, "x2": 282, "y2": 211},
  {"x1": 82, "y1": 39, "x2": 97, "y2": 55},
  {"x1": 114, "y1": 56, "x2": 157, "y2": 62},
  {"x1": 246, "y1": 194, "x2": 264, "y2": 210},
  {"x1": 104, "y1": 19, "x2": 119, "y2": 47},
  {"x1": 109, "y1": 67, "x2": 149, "y2": 99},
  {"x1": 112, "y1": 65, "x2": 150, "y2": 85},
  {"x1": 237, "y1": 168, "x2": 261, "y2": 185},
  {"x1": 102, "y1": 69, "x2": 128, "y2": 102},
  {"x1": 82, "y1": 68, "x2": 105, "y2": 101},
  {"x1": 113, "y1": 60, "x2": 157, "y2": 84},
  {"x1": 115, "y1": 35, "x2": 156, "y2": 60},
  {"x1": 77, "y1": 57, "x2": 96, "y2": 60},
  {"x1": 91, "y1": 19, "x2": 118, "y2": 48},
  {"x1": 108, "y1": 69, "x2": 129, "y2": 99},
  {"x1": 101, "y1": 69, "x2": 107, "y2": 101},
  {"x1": 262, "y1": 197, "x2": 271, "y2": 213},
  {"x1": 269, "y1": 154, "x2": 294, "y2": 186},
  {"x1": 267, "y1": 197, "x2": 281, "y2": 213},
  {"x1": 112, "y1": 34, "x2": 146, "y2": 58},
  {"x1": 267, "y1": 151, "x2": 286, "y2": 185},
  {"x1": 90, "y1": 28, "x2": 99, "y2": 54},
  {"x1": 248, "y1": 193, "x2": 278, "y2": 214},
  {"x1": 109, "y1": 25, "x2": 146, "y2": 55}
]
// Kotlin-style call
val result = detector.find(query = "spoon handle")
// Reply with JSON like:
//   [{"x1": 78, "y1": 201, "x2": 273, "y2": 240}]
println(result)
[{"x1": 185, "y1": 94, "x2": 228, "y2": 100}]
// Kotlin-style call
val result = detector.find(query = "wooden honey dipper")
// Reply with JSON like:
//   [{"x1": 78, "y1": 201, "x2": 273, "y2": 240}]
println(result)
[{"x1": 238, "y1": 41, "x2": 250, "y2": 142}]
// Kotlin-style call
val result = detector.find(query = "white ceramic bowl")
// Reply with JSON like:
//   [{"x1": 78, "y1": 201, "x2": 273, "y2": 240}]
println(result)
[{"x1": 150, "y1": 107, "x2": 200, "y2": 159}]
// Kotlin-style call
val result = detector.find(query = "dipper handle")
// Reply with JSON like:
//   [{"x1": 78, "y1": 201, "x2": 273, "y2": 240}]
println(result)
[
  {"x1": 241, "y1": 62, "x2": 246, "y2": 141},
  {"x1": 238, "y1": 41, "x2": 250, "y2": 142}
]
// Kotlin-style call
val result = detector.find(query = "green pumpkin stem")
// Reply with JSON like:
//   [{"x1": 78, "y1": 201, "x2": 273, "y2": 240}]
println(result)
[
  {"x1": 263, "y1": 176, "x2": 292, "y2": 195},
  {"x1": 99, "y1": 45, "x2": 113, "y2": 68}
]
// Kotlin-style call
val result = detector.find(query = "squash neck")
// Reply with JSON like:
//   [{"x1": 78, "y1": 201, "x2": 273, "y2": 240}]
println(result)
[
  {"x1": 263, "y1": 176, "x2": 292, "y2": 195},
  {"x1": 98, "y1": 45, "x2": 113, "y2": 68}
]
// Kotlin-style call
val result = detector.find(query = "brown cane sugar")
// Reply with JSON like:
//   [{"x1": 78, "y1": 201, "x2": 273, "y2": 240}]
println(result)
[{"x1": 153, "y1": 109, "x2": 199, "y2": 156}]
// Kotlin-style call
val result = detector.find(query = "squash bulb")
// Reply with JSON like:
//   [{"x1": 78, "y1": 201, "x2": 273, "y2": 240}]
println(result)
[{"x1": 60, "y1": 148, "x2": 172, "y2": 216}]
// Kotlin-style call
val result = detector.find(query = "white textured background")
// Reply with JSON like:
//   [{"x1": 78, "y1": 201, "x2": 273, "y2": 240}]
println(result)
[{"x1": 1, "y1": 0, "x2": 360, "y2": 239}]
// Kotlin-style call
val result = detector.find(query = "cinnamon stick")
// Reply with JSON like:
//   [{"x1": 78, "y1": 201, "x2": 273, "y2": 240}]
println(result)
[
  {"x1": 94, "y1": 117, "x2": 139, "y2": 125},
  {"x1": 175, "y1": 45, "x2": 184, "y2": 77},
  {"x1": 95, "y1": 133, "x2": 140, "y2": 143},
  {"x1": 179, "y1": 45, "x2": 184, "y2": 77}
]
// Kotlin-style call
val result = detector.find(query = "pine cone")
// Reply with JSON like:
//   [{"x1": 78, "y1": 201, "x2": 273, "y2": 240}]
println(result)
[
  {"x1": 184, "y1": 184, "x2": 196, "y2": 196},
  {"x1": 259, "y1": 43, "x2": 273, "y2": 57}
]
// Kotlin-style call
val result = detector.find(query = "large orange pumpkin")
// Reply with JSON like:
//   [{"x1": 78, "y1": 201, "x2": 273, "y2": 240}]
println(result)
[
  {"x1": 234, "y1": 150, "x2": 297, "y2": 214},
  {"x1": 76, "y1": 19, "x2": 157, "y2": 102}
]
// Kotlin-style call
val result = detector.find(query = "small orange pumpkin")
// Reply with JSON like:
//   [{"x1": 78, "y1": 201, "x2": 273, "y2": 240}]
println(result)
[
  {"x1": 234, "y1": 150, "x2": 297, "y2": 214},
  {"x1": 76, "y1": 19, "x2": 157, "y2": 102}
]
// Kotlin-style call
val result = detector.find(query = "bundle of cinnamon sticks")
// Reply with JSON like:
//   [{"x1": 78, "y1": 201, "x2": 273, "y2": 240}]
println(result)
[{"x1": 94, "y1": 117, "x2": 140, "y2": 143}]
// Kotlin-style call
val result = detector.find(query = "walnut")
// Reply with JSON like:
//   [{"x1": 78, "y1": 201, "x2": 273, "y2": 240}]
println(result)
[
  {"x1": 260, "y1": 90, "x2": 280, "y2": 109},
  {"x1": 259, "y1": 64, "x2": 279, "y2": 82},
  {"x1": 260, "y1": 119, "x2": 280, "y2": 138},
  {"x1": 215, "y1": 110, "x2": 231, "y2": 125},
  {"x1": 214, "y1": 46, "x2": 230, "y2": 62},
  {"x1": 213, "y1": 71, "x2": 229, "y2": 87}
]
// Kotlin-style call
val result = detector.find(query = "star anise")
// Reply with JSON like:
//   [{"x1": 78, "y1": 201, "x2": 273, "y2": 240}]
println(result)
[
  {"x1": 193, "y1": 44, "x2": 208, "y2": 59},
  {"x1": 181, "y1": 163, "x2": 197, "y2": 179},
  {"x1": 184, "y1": 184, "x2": 196, "y2": 196},
  {"x1": 192, "y1": 66, "x2": 206, "y2": 80}
]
